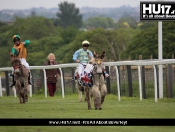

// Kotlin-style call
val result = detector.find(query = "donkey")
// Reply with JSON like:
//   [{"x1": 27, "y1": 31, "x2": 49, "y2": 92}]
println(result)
[
  {"x1": 9, "y1": 50, "x2": 29, "y2": 103},
  {"x1": 84, "y1": 51, "x2": 107, "y2": 110},
  {"x1": 74, "y1": 67, "x2": 86, "y2": 102},
  {"x1": 74, "y1": 57, "x2": 94, "y2": 102}
]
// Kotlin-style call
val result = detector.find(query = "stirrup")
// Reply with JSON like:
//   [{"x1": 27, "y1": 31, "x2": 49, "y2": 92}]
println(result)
[
  {"x1": 77, "y1": 79, "x2": 83, "y2": 86},
  {"x1": 72, "y1": 76, "x2": 76, "y2": 80},
  {"x1": 28, "y1": 81, "x2": 33, "y2": 85},
  {"x1": 72, "y1": 75, "x2": 78, "y2": 80},
  {"x1": 10, "y1": 82, "x2": 15, "y2": 87},
  {"x1": 8, "y1": 73, "x2": 13, "y2": 76}
]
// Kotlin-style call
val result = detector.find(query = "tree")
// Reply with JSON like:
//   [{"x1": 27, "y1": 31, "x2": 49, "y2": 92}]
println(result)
[
  {"x1": 115, "y1": 28, "x2": 139, "y2": 60},
  {"x1": 11, "y1": 17, "x2": 59, "y2": 40},
  {"x1": 137, "y1": 21, "x2": 157, "y2": 30},
  {"x1": 121, "y1": 21, "x2": 175, "y2": 60},
  {"x1": 116, "y1": 16, "x2": 137, "y2": 29},
  {"x1": 56, "y1": 1, "x2": 83, "y2": 28},
  {"x1": 121, "y1": 26, "x2": 158, "y2": 60},
  {"x1": 83, "y1": 17, "x2": 115, "y2": 29},
  {"x1": 0, "y1": 21, "x2": 7, "y2": 27},
  {"x1": 162, "y1": 22, "x2": 175, "y2": 58},
  {"x1": 58, "y1": 28, "x2": 123, "y2": 63},
  {"x1": 59, "y1": 26, "x2": 80, "y2": 44},
  {"x1": 31, "y1": 11, "x2": 36, "y2": 17}
]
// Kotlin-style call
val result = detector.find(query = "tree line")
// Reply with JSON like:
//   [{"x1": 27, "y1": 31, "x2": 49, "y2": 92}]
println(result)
[{"x1": 0, "y1": 1, "x2": 175, "y2": 68}]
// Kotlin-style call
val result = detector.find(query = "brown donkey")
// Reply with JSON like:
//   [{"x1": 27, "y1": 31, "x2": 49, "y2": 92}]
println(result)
[
  {"x1": 84, "y1": 51, "x2": 107, "y2": 110},
  {"x1": 9, "y1": 51, "x2": 29, "y2": 103}
]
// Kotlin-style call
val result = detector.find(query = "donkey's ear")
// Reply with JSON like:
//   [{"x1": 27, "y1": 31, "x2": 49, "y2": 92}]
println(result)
[
  {"x1": 93, "y1": 51, "x2": 97, "y2": 58},
  {"x1": 9, "y1": 50, "x2": 14, "y2": 58},
  {"x1": 101, "y1": 51, "x2": 106, "y2": 59},
  {"x1": 87, "y1": 52, "x2": 91, "y2": 60}
]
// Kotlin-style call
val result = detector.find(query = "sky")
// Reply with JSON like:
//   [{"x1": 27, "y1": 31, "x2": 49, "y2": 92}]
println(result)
[{"x1": 0, "y1": 0, "x2": 174, "y2": 10}]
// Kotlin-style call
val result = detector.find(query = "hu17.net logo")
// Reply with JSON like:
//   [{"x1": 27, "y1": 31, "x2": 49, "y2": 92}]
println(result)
[{"x1": 140, "y1": 1, "x2": 175, "y2": 21}]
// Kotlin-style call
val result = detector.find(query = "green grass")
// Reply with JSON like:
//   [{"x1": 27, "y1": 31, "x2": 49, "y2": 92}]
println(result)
[{"x1": 0, "y1": 94, "x2": 175, "y2": 132}]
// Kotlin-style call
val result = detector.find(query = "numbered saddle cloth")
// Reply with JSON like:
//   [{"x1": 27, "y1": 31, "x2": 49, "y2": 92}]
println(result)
[{"x1": 81, "y1": 64, "x2": 94, "y2": 87}]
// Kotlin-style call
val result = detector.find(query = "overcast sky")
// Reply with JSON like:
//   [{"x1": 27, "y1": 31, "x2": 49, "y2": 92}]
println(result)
[{"x1": 0, "y1": 0, "x2": 174, "y2": 10}]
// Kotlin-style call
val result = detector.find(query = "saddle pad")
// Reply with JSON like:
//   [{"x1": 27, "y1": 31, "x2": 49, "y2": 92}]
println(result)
[{"x1": 81, "y1": 71, "x2": 93, "y2": 88}]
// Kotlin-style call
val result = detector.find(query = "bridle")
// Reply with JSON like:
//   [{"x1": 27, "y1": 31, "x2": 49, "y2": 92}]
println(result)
[
  {"x1": 91, "y1": 59, "x2": 104, "y2": 77},
  {"x1": 11, "y1": 59, "x2": 22, "y2": 70}
]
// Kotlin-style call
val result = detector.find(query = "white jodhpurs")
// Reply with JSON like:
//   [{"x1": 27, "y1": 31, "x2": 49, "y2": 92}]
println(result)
[
  {"x1": 20, "y1": 58, "x2": 30, "y2": 70},
  {"x1": 78, "y1": 63, "x2": 87, "y2": 78}
]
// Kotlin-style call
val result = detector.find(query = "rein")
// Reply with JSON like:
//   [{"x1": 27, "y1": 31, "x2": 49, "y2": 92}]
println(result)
[
  {"x1": 79, "y1": 62, "x2": 87, "y2": 68},
  {"x1": 13, "y1": 65, "x2": 21, "y2": 70},
  {"x1": 12, "y1": 59, "x2": 22, "y2": 70}
]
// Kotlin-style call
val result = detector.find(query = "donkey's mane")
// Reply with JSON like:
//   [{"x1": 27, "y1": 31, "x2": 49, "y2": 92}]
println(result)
[{"x1": 11, "y1": 58, "x2": 21, "y2": 63}]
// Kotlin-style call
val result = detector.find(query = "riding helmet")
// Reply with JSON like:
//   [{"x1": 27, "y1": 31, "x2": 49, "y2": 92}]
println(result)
[
  {"x1": 13, "y1": 35, "x2": 20, "y2": 42},
  {"x1": 82, "y1": 40, "x2": 90, "y2": 45}
]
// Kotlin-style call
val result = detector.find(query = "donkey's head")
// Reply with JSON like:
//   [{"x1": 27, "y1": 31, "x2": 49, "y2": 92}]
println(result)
[
  {"x1": 92, "y1": 51, "x2": 106, "y2": 74},
  {"x1": 12, "y1": 58, "x2": 22, "y2": 75},
  {"x1": 9, "y1": 50, "x2": 22, "y2": 74}
]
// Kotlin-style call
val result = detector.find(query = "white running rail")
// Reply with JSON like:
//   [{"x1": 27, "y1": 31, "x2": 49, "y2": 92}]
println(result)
[{"x1": 0, "y1": 59, "x2": 175, "y2": 102}]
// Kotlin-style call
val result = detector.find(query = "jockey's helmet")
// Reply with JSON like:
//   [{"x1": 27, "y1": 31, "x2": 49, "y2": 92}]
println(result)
[
  {"x1": 13, "y1": 35, "x2": 20, "y2": 42},
  {"x1": 82, "y1": 40, "x2": 90, "y2": 47}
]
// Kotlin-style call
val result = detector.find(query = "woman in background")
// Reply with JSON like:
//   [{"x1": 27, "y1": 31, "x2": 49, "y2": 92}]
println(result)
[{"x1": 43, "y1": 53, "x2": 60, "y2": 97}]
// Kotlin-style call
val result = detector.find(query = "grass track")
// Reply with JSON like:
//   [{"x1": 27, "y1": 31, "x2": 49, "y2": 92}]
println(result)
[{"x1": 0, "y1": 94, "x2": 175, "y2": 132}]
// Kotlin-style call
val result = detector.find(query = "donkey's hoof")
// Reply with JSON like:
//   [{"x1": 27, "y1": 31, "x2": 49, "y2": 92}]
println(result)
[{"x1": 99, "y1": 108, "x2": 102, "y2": 110}]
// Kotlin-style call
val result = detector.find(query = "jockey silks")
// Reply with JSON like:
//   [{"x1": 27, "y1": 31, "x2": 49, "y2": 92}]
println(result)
[
  {"x1": 12, "y1": 40, "x2": 30, "y2": 59},
  {"x1": 72, "y1": 48, "x2": 93, "y2": 63},
  {"x1": 11, "y1": 40, "x2": 30, "y2": 70}
]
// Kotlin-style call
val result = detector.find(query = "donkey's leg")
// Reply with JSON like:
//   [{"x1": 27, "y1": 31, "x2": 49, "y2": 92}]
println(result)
[
  {"x1": 76, "y1": 81, "x2": 82, "y2": 102},
  {"x1": 24, "y1": 79, "x2": 29, "y2": 102},
  {"x1": 24, "y1": 88, "x2": 28, "y2": 103},
  {"x1": 100, "y1": 84, "x2": 107, "y2": 105},
  {"x1": 19, "y1": 92, "x2": 23, "y2": 104},
  {"x1": 20, "y1": 88, "x2": 26, "y2": 104},
  {"x1": 92, "y1": 85, "x2": 101, "y2": 110},
  {"x1": 17, "y1": 90, "x2": 22, "y2": 104},
  {"x1": 85, "y1": 87, "x2": 91, "y2": 110},
  {"x1": 78, "y1": 88, "x2": 82, "y2": 102},
  {"x1": 16, "y1": 84, "x2": 23, "y2": 104},
  {"x1": 83, "y1": 86, "x2": 87, "y2": 101},
  {"x1": 19, "y1": 96, "x2": 23, "y2": 104},
  {"x1": 22, "y1": 93, "x2": 26, "y2": 103}
]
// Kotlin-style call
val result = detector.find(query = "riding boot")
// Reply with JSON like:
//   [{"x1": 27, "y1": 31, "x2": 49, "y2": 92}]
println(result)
[
  {"x1": 28, "y1": 72, "x2": 33, "y2": 85},
  {"x1": 10, "y1": 75, "x2": 16, "y2": 87},
  {"x1": 72, "y1": 75, "x2": 77, "y2": 80},
  {"x1": 77, "y1": 77, "x2": 83, "y2": 86}
]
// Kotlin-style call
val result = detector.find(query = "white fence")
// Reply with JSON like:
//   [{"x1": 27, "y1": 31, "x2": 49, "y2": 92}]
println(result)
[{"x1": 0, "y1": 59, "x2": 175, "y2": 102}]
